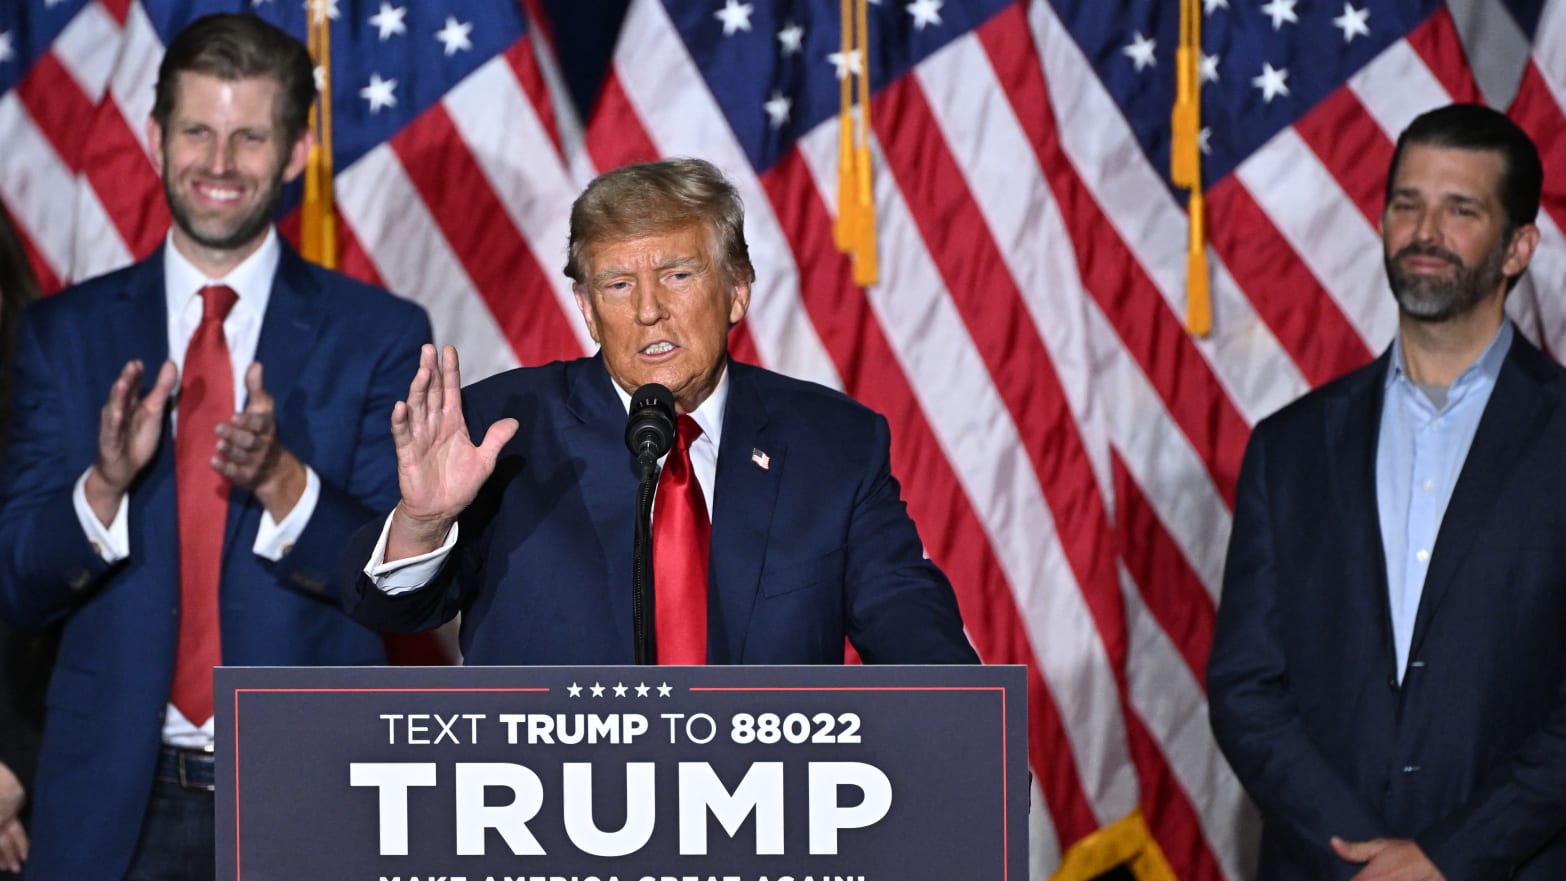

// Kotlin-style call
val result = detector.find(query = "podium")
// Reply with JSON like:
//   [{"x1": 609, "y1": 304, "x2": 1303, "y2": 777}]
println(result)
[{"x1": 215, "y1": 664, "x2": 1026, "y2": 880}]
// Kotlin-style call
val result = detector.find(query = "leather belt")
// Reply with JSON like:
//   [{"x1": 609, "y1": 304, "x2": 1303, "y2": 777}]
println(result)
[{"x1": 155, "y1": 746, "x2": 216, "y2": 792}]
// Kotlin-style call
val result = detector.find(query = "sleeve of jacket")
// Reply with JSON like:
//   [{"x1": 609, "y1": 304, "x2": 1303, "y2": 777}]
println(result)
[
  {"x1": 1414, "y1": 661, "x2": 1566, "y2": 879},
  {"x1": 1207, "y1": 420, "x2": 1388, "y2": 879},
  {"x1": 342, "y1": 370, "x2": 509, "y2": 635},
  {"x1": 0, "y1": 309, "x2": 115, "y2": 631},
  {"x1": 269, "y1": 300, "x2": 432, "y2": 602},
  {"x1": 842, "y1": 413, "x2": 977, "y2": 665}
]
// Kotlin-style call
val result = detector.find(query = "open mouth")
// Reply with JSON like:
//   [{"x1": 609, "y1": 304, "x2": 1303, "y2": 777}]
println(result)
[{"x1": 641, "y1": 341, "x2": 677, "y2": 356}]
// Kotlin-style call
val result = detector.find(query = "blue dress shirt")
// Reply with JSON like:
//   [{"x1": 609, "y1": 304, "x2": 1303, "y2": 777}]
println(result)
[{"x1": 1377, "y1": 321, "x2": 1512, "y2": 682}]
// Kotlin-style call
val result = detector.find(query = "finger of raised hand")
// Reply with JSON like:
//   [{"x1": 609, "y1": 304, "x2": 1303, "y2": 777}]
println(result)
[
  {"x1": 145, "y1": 359, "x2": 178, "y2": 411},
  {"x1": 405, "y1": 345, "x2": 437, "y2": 428},
  {"x1": 439, "y1": 344, "x2": 463, "y2": 412},
  {"x1": 425, "y1": 344, "x2": 455, "y2": 419},
  {"x1": 477, "y1": 417, "x2": 520, "y2": 463},
  {"x1": 391, "y1": 399, "x2": 415, "y2": 450},
  {"x1": 126, "y1": 361, "x2": 175, "y2": 457},
  {"x1": 100, "y1": 360, "x2": 145, "y2": 434}
]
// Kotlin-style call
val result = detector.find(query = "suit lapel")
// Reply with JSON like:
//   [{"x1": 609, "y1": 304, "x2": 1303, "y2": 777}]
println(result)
[
  {"x1": 1411, "y1": 334, "x2": 1558, "y2": 657},
  {"x1": 708, "y1": 362, "x2": 784, "y2": 664},
  {"x1": 1323, "y1": 351, "x2": 1398, "y2": 680},
  {"x1": 561, "y1": 356, "x2": 640, "y2": 649},
  {"x1": 112, "y1": 252, "x2": 173, "y2": 383},
  {"x1": 116, "y1": 254, "x2": 179, "y2": 570},
  {"x1": 225, "y1": 245, "x2": 324, "y2": 554}
]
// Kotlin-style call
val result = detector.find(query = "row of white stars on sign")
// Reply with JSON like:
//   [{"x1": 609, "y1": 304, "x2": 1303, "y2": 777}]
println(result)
[
  {"x1": 567, "y1": 681, "x2": 676, "y2": 698},
  {"x1": 715, "y1": 0, "x2": 945, "y2": 36},
  {"x1": 1122, "y1": 2, "x2": 1371, "y2": 106}
]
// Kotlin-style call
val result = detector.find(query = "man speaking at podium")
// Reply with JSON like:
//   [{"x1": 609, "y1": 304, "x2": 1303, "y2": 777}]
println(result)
[{"x1": 348, "y1": 158, "x2": 976, "y2": 666}]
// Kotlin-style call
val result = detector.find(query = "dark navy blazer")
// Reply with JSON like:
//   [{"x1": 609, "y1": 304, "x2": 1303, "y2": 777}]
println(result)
[
  {"x1": 1209, "y1": 330, "x2": 1566, "y2": 881},
  {"x1": 346, "y1": 356, "x2": 977, "y2": 667}
]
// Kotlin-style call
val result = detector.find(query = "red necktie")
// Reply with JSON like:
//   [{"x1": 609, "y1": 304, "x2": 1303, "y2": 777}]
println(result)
[
  {"x1": 654, "y1": 415, "x2": 710, "y2": 664},
  {"x1": 171, "y1": 284, "x2": 237, "y2": 725}
]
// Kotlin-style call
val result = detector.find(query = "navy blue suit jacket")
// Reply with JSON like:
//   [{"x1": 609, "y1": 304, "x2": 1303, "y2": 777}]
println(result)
[
  {"x1": 0, "y1": 244, "x2": 431, "y2": 881},
  {"x1": 346, "y1": 355, "x2": 976, "y2": 666},
  {"x1": 1208, "y1": 330, "x2": 1566, "y2": 881}
]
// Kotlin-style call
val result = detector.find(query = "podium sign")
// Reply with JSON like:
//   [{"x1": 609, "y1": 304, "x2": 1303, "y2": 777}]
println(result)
[{"x1": 216, "y1": 664, "x2": 1025, "y2": 881}]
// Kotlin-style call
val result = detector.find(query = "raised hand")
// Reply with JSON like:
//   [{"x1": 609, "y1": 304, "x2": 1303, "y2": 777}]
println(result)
[
  {"x1": 385, "y1": 344, "x2": 518, "y2": 560},
  {"x1": 215, "y1": 362, "x2": 306, "y2": 520},
  {"x1": 85, "y1": 359, "x2": 178, "y2": 526}
]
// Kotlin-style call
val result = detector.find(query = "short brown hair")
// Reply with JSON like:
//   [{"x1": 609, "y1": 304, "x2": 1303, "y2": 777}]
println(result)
[
  {"x1": 151, "y1": 13, "x2": 316, "y2": 145},
  {"x1": 565, "y1": 158, "x2": 755, "y2": 286}
]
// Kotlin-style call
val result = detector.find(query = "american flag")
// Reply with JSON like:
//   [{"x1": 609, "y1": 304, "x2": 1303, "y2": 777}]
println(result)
[{"x1": 4, "y1": 0, "x2": 1566, "y2": 878}]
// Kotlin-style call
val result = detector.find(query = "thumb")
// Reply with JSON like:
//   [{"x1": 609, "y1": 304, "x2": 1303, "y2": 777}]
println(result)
[
  {"x1": 477, "y1": 417, "x2": 520, "y2": 460},
  {"x1": 245, "y1": 361, "x2": 266, "y2": 399},
  {"x1": 1331, "y1": 835, "x2": 1383, "y2": 863}
]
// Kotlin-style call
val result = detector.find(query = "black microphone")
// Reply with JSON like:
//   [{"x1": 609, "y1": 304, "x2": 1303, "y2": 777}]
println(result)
[{"x1": 625, "y1": 383, "x2": 676, "y2": 465}]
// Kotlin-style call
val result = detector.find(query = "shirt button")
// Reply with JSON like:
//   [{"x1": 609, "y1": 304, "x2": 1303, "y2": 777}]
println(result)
[
  {"x1": 1415, "y1": 548, "x2": 1430, "y2": 563},
  {"x1": 1421, "y1": 479, "x2": 1435, "y2": 493}
]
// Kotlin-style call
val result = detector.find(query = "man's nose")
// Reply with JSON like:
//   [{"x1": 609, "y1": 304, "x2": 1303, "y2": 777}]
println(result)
[
  {"x1": 633, "y1": 284, "x2": 668, "y2": 324},
  {"x1": 1412, "y1": 208, "x2": 1442, "y2": 244},
  {"x1": 203, "y1": 139, "x2": 235, "y2": 175}
]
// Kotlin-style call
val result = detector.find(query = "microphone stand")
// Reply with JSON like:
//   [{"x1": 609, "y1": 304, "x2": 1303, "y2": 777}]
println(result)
[{"x1": 632, "y1": 453, "x2": 659, "y2": 665}]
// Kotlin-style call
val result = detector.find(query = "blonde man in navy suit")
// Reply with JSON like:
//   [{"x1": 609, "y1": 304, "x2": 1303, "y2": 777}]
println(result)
[{"x1": 347, "y1": 158, "x2": 975, "y2": 668}]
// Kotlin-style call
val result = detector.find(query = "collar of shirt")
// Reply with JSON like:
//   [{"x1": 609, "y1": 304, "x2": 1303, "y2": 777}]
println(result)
[
  {"x1": 1385, "y1": 320, "x2": 1514, "y2": 412},
  {"x1": 609, "y1": 362, "x2": 729, "y2": 455},
  {"x1": 162, "y1": 226, "x2": 280, "y2": 335}
]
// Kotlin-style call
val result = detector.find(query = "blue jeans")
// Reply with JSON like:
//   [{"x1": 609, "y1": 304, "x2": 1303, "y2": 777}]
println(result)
[{"x1": 122, "y1": 779, "x2": 213, "y2": 881}]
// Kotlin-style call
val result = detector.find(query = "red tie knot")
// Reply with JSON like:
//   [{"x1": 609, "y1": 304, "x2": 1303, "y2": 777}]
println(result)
[
  {"x1": 676, "y1": 414, "x2": 703, "y2": 450},
  {"x1": 200, "y1": 284, "x2": 238, "y2": 324}
]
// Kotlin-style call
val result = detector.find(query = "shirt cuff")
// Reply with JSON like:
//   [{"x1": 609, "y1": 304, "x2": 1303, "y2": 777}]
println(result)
[
  {"x1": 253, "y1": 466, "x2": 320, "y2": 561},
  {"x1": 73, "y1": 468, "x2": 128, "y2": 562},
  {"x1": 364, "y1": 510, "x2": 458, "y2": 595}
]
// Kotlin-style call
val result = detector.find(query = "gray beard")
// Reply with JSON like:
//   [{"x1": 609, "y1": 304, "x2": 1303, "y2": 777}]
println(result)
[{"x1": 1385, "y1": 240, "x2": 1507, "y2": 323}]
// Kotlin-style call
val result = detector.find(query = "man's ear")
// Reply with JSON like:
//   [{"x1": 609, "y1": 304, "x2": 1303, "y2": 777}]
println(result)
[
  {"x1": 281, "y1": 129, "x2": 314, "y2": 184},
  {"x1": 146, "y1": 117, "x2": 166, "y2": 177},
  {"x1": 727, "y1": 279, "x2": 751, "y2": 327},
  {"x1": 1503, "y1": 223, "x2": 1541, "y2": 279},
  {"x1": 573, "y1": 285, "x2": 602, "y2": 345}
]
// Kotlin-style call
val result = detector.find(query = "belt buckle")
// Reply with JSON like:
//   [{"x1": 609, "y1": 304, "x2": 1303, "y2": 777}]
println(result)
[{"x1": 176, "y1": 750, "x2": 215, "y2": 792}]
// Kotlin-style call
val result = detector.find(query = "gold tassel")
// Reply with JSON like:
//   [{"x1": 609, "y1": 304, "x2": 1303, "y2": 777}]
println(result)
[
  {"x1": 834, "y1": 0, "x2": 859, "y2": 254},
  {"x1": 851, "y1": 0, "x2": 877, "y2": 286},
  {"x1": 1185, "y1": 190, "x2": 1210, "y2": 335},
  {"x1": 1171, "y1": 0, "x2": 1207, "y2": 335},
  {"x1": 302, "y1": 0, "x2": 338, "y2": 268}
]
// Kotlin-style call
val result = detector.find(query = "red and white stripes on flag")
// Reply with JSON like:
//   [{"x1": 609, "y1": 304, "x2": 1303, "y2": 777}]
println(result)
[{"x1": 5, "y1": 1, "x2": 1566, "y2": 879}]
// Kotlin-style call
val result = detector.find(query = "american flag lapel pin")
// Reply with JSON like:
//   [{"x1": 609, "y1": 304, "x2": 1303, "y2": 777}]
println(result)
[{"x1": 751, "y1": 448, "x2": 771, "y2": 470}]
